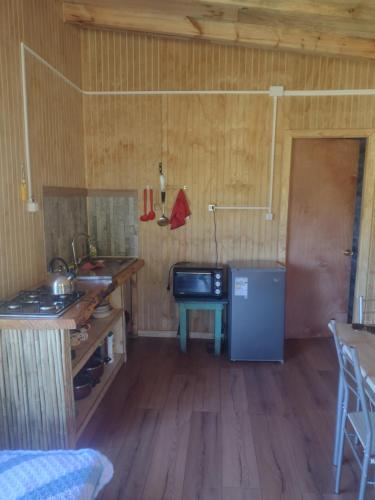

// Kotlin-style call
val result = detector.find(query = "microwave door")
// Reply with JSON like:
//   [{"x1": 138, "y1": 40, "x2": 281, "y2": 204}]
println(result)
[{"x1": 175, "y1": 272, "x2": 212, "y2": 296}]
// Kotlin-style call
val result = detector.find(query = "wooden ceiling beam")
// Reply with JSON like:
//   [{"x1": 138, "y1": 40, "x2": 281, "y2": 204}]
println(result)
[
  {"x1": 63, "y1": 3, "x2": 201, "y2": 37},
  {"x1": 63, "y1": 1, "x2": 240, "y2": 24},
  {"x1": 237, "y1": 7, "x2": 375, "y2": 40},
  {"x1": 63, "y1": 2, "x2": 375, "y2": 61},
  {"x1": 199, "y1": 0, "x2": 375, "y2": 22}
]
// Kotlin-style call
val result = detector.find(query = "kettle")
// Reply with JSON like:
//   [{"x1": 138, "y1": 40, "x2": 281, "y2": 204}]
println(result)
[{"x1": 47, "y1": 257, "x2": 76, "y2": 295}]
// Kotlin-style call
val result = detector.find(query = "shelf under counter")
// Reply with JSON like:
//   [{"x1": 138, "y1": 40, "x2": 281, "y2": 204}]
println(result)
[
  {"x1": 72, "y1": 308, "x2": 123, "y2": 377},
  {"x1": 75, "y1": 352, "x2": 123, "y2": 439},
  {"x1": 0, "y1": 260, "x2": 143, "y2": 450}
]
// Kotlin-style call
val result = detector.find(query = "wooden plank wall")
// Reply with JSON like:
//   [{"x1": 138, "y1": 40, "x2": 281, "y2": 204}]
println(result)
[
  {"x1": 81, "y1": 31, "x2": 375, "y2": 92},
  {"x1": 81, "y1": 30, "x2": 375, "y2": 335},
  {"x1": 0, "y1": 0, "x2": 84, "y2": 299}
]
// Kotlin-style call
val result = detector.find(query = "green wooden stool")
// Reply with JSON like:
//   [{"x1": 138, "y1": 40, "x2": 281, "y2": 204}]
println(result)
[{"x1": 176, "y1": 298, "x2": 228, "y2": 356}]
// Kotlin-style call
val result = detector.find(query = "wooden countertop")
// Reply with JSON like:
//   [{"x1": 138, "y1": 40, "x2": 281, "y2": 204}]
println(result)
[{"x1": 0, "y1": 259, "x2": 144, "y2": 330}]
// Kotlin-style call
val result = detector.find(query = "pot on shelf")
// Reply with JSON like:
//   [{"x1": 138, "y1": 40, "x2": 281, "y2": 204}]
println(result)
[
  {"x1": 84, "y1": 356, "x2": 104, "y2": 385},
  {"x1": 47, "y1": 257, "x2": 76, "y2": 295},
  {"x1": 73, "y1": 373, "x2": 92, "y2": 401}
]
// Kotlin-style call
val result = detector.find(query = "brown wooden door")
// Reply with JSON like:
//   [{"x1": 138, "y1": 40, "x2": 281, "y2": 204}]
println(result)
[{"x1": 286, "y1": 138, "x2": 360, "y2": 338}]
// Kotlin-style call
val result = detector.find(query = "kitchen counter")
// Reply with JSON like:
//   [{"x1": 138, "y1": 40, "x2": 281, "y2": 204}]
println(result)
[
  {"x1": 0, "y1": 258, "x2": 144, "y2": 330},
  {"x1": 0, "y1": 258, "x2": 144, "y2": 450}
]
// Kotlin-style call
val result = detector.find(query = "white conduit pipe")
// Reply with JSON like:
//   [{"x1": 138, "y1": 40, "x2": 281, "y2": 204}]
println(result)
[
  {"x1": 22, "y1": 43, "x2": 81, "y2": 93},
  {"x1": 20, "y1": 42, "x2": 375, "y2": 217},
  {"x1": 214, "y1": 206, "x2": 269, "y2": 210},
  {"x1": 268, "y1": 95, "x2": 278, "y2": 214},
  {"x1": 21, "y1": 42, "x2": 375, "y2": 99},
  {"x1": 20, "y1": 43, "x2": 38, "y2": 212},
  {"x1": 214, "y1": 94, "x2": 278, "y2": 215},
  {"x1": 84, "y1": 88, "x2": 375, "y2": 97},
  {"x1": 285, "y1": 88, "x2": 375, "y2": 97},
  {"x1": 83, "y1": 89, "x2": 269, "y2": 96},
  {"x1": 20, "y1": 43, "x2": 81, "y2": 212}
]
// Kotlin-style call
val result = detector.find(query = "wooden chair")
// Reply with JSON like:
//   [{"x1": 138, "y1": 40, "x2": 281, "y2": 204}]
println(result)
[{"x1": 329, "y1": 319, "x2": 375, "y2": 500}]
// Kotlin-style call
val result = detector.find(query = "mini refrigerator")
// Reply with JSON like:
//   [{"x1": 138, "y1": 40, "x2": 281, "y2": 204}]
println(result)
[{"x1": 228, "y1": 260, "x2": 285, "y2": 362}]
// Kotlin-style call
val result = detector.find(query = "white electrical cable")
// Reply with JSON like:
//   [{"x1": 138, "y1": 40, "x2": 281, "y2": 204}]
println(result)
[
  {"x1": 21, "y1": 48, "x2": 269, "y2": 97},
  {"x1": 21, "y1": 46, "x2": 375, "y2": 100},
  {"x1": 83, "y1": 89, "x2": 269, "y2": 96},
  {"x1": 20, "y1": 43, "x2": 36, "y2": 210},
  {"x1": 84, "y1": 88, "x2": 375, "y2": 97},
  {"x1": 213, "y1": 94, "x2": 278, "y2": 214},
  {"x1": 20, "y1": 41, "x2": 375, "y2": 217},
  {"x1": 268, "y1": 95, "x2": 278, "y2": 213},
  {"x1": 20, "y1": 42, "x2": 81, "y2": 212},
  {"x1": 22, "y1": 43, "x2": 81, "y2": 93},
  {"x1": 214, "y1": 206, "x2": 269, "y2": 210},
  {"x1": 21, "y1": 42, "x2": 375, "y2": 99},
  {"x1": 285, "y1": 88, "x2": 375, "y2": 97}
]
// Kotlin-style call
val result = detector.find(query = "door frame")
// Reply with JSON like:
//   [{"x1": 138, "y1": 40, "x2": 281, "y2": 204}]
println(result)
[{"x1": 278, "y1": 129, "x2": 375, "y2": 322}]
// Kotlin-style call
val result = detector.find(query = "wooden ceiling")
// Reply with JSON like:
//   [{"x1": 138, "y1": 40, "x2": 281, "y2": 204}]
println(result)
[{"x1": 63, "y1": 0, "x2": 375, "y2": 61}]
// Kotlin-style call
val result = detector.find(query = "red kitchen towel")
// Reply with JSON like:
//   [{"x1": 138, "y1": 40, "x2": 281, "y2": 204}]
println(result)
[{"x1": 170, "y1": 189, "x2": 191, "y2": 230}]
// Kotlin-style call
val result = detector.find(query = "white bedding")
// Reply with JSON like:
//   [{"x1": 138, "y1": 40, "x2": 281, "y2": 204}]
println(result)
[{"x1": 0, "y1": 448, "x2": 113, "y2": 499}]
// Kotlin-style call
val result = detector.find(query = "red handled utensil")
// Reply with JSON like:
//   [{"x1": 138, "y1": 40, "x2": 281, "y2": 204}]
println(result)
[
  {"x1": 147, "y1": 188, "x2": 156, "y2": 220},
  {"x1": 140, "y1": 188, "x2": 149, "y2": 222}
]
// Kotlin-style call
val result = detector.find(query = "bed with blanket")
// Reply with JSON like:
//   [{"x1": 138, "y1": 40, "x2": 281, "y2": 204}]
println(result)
[{"x1": 0, "y1": 448, "x2": 113, "y2": 499}]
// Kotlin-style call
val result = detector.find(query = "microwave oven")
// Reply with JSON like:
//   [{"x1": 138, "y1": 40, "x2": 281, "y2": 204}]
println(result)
[{"x1": 173, "y1": 264, "x2": 225, "y2": 299}]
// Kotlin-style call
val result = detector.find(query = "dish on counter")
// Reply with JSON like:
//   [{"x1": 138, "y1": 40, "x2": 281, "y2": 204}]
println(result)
[{"x1": 92, "y1": 300, "x2": 112, "y2": 319}]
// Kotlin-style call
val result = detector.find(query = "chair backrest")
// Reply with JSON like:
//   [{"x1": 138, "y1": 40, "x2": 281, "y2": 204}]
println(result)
[
  {"x1": 328, "y1": 320, "x2": 372, "y2": 425},
  {"x1": 358, "y1": 295, "x2": 375, "y2": 324}
]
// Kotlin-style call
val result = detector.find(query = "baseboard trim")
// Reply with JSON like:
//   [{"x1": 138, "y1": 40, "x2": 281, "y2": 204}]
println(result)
[{"x1": 137, "y1": 330, "x2": 214, "y2": 340}]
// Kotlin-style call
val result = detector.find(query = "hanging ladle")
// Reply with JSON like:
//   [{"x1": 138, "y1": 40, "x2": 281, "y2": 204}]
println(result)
[
  {"x1": 158, "y1": 191, "x2": 169, "y2": 226},
  {"x1": 157, "y1": 162, "x2": 169, "y2": 227}
]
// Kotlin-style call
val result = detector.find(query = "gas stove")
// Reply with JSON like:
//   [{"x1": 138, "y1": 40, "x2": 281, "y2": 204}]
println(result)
[{"x1": 0, "y1": 287, "x2": 85, "y2": 319}]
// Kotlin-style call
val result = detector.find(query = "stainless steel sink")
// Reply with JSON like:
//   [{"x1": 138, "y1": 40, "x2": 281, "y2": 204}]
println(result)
[
  {"x1": 76, "y1": 257, "x2": 137, "y2": 281},
  {"x1": 92, "y1": 256, "x2": 136, "y2": 264}
]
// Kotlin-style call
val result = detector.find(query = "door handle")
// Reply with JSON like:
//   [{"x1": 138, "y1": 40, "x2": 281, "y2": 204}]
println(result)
[{"x1": 343, "y1": 249, "x2": 354, "y2": 256}]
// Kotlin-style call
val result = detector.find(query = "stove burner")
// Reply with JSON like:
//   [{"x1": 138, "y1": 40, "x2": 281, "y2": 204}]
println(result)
[
  {"x1": 0, "y1": 289, "x2": 85, "y2": 318},
  {"x1": 40, "y1": 305, "x2": 56, "y2": 311}
]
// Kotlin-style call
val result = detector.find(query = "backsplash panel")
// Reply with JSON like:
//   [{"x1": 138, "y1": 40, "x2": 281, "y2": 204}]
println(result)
[
  {"x1": 87, "y1": 194, "x2": 138, "y2": 256},
  {"x1": 43, "y1": 193, "x2": 88, "y2": 266}
]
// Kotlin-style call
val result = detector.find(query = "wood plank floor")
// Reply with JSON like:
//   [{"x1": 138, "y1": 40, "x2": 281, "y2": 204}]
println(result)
[{"x1": 78, "y1": 338, "x2": 375, "y2": 500}]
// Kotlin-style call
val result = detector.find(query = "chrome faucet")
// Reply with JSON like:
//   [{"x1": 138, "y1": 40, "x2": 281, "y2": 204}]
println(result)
[{"x1": 71, "y1": 232, "x2": 91, "y2": 269}]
